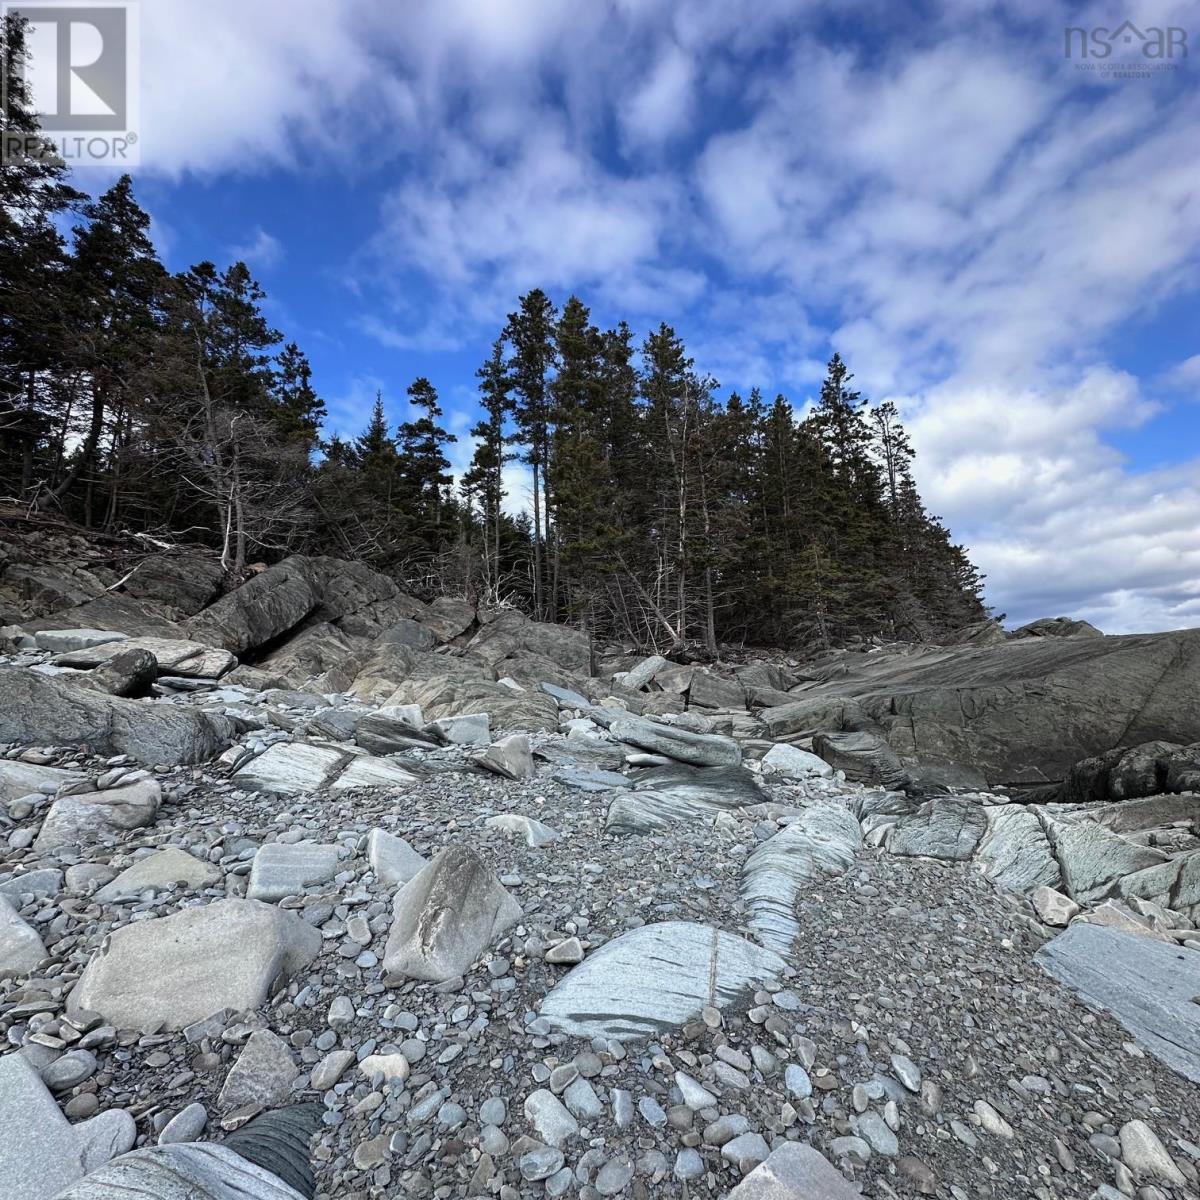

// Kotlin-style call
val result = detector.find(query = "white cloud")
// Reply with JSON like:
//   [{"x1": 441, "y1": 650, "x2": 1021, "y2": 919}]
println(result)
[
  {"x1": 229, "y1": 227, "x2": 284, "y2": 270},
  {"x1": 128, "y1": 0, "x2": 1200, "y2": 632}
]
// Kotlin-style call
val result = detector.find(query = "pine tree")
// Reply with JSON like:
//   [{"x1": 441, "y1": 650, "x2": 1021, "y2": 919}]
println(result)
[
  {"x1": 504, "y1": 289, "x2": 558, "y2": 619},
  {"x1": 463, "y1": 338, "x2": 513, "y2": 603},
  {"x1": 273, "y1": 342, "x2": 326, "y2": 453},
  {"x1": 397, "y1": 377, "x2": 456, "y2": 538}
]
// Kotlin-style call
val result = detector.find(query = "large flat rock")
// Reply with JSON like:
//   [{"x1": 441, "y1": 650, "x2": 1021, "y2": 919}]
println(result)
[
  {"x1": 1035, "y1": 923, "x2": 1200, "y2": 1083},
  {"x1": 55, "y1": 637, "x2": 234, "y2": 679},
  {"x1": 234, "y1": 743, "x2": 348, "y2": 794},
  {"x1": 0, "y1": 670, "x2": 230, "y2": 766},
  {"x1": 68, "y1": 899, "x2": 321, "y2": 1032},
  {"x1": 539, "y1": 921, "x2": 786, "y2": 1040},
  {"x1": 792, "y1": 629, "x2": 1200, "y2": 785},
  {"x1": 742, "y1": 806, "x2": 861, "y2": 953}
]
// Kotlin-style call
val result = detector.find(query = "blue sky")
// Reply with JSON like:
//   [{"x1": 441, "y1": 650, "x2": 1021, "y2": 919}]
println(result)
[{"x1": 77, "y1": 0, "x2": 1200, "y2": 631}]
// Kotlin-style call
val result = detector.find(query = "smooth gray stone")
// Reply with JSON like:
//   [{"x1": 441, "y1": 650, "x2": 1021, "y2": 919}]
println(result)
[
  {"x1": 68, "y1": 899, "x2": 321, "y2": 1032},
  {"x1": 727, "y1": 1142, "x2": 863, "y2": 1198},
  {"x1": 884, "y1": 796, "x2": 988, "y2": 861},
  {"x1": 33, "y1": 629, "x2": 127, "y2": 654},
  {"x1": 426, "y1": 713, "x2": 490, "y2": 746},
  {"x1": 0, "y1": 869, "x2": 63, "y2": 902},
  {"x1": 367, "y1": 829, "x2": 427, "y2": 887},
  {"x1": 330, "y1": 755, "x2": 418, "y2": 791},
  {"x1": 761, "y1": 744, "x2": 833, "y2": 779},
  {"x1": 248, "y1": 843, "x2": 339, "y2": 902},
  {"x1": 609, "y1": 717, "x2": 742, "y2": 768},
  {"x1": 539, "y1": 921, "x2": 786, "y2": 1040},
  {"x1": 539, "y1": 682, "x2": 591, "y2": 708},
  {"x1": 619, "y1": 655, "x2": 668, "y2": 691},
  {"x1": 0, "y1": 762, "x2": 82, "y2": 802},
  {"x1": 158, "y1": 1102, "x2": 208, "y2": 1145},
  {"x1": 96, "y1": 848, "x2": 220, "y2": 901},
  {"x1": 34, "y1": 778, "x2": 161, "y2": 853},
  {"x1": 1035, "y1": 922, "x2": 1200, "y2": 1083},
  {"x1": 0, "y1": 895, "x2": 48, "y2": 977},
  {"x1": 485, "y1": 814, "x2": 559, "y2": 848},
  {"x1": 0, "y1": 1053, "x2": 128, "y2": 1200},
  {"x1": 234, "y1": 743, "x2": 347, "y2": 795},
  {"x1": 383, "y1": 845, "x2": 522, "y2": 982},
  {"x1": 975, "y1": 805, "x2": 1062, "y2": 894},
  {"x1": 742, "y1": 805, "x2": 862, "y2": 952},
  {"x1": 477, "y1": 734, "x2": 535, "y2": 780},
  {"x1": 1043, "y1": 816, "x2": 1168, "y2": 904},
  {"x1": 51, "y1": 1143, "x2": 307, "y2": 1200}
]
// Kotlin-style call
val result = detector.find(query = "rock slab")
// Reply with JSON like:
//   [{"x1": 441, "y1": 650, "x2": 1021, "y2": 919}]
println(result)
[
  {"x1": 68, "y1": 899, "x2": 321, "y2": 1032},
  {"x1": 539, "y1": 921, "x2": 786, "y2": 1040},
  {"x1": 1034, "y1": 922, "x2": 1200, "y2": 1083}
]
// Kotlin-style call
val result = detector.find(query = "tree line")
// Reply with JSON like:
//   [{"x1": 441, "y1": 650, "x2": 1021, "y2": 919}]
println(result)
[{"x1": 0, "y1": 15, "x2": 985, "y2": 651}]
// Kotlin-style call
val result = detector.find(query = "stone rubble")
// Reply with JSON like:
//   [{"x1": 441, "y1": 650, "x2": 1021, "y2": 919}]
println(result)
[{"x1": 0, "y1": 561, "x2": 1197, "y2": 1199}]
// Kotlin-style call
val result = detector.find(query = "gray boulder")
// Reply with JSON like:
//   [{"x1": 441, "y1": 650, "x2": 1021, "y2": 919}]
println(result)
[
  {"x1": 35, "y1": 778, "x2": 161, "y2": 853},
  {"x1": 609, "y1": 717, "x2": 742, "y2": 768},
  {"x1": 0, "y1": 895, "x2": 47, "y2": 977},
  {"x1": 687, "y1": 670, "x2": 747, "y2": 710},
  {"x1": 477, "y1": 734, "x2": 535, "y2": 781},
  {"x1": 742, "y1": 806, "x2": 862, "y2": 952},
  {"x1": 33, "y1": 628, "x2": 126, "y2": 654},
  {"x1": 217, "y1": 1030, "x2": 298, "y2": 1113},
  {"x1": 974, "y1": 806, "x2": 1062, "y2": 894},
  {"x1": 68, "y1": 899, "x2": 321, "y2": 1031},
  {"x1": 0, "y1": 1054, "x2": 134, "y2": 1200},
  {"x1": 55, "y1": 637, "x2": 234, "y2": 679},
  {"x1": 0, "y1": 761, "x2": 81, "y2": 802},
  {"x1": 884, "y1": 796, "x2": 989, "y2": 861},
  {"x1": 184, "y1": 559, "x2": 316, "y2": 654},
  {"x1": 619, "y1": 654, "x2": 667, "y2": 691},
  {"x1": 367, "y1": 829, "x2": 427, "y2": 887},
  {"x1": 0, "y1": 670, "x2": 230, "y2": 765},
  {"x1": 80, "y1": 647, "x2": 157, "y2": 697},
  {"x1": 247, "y1": 843, "x2": 340, "y2": 902},
  {"x1": 813, "y1": 730, "x2": 907, "y2": 789},
  {"x1": 1035, "y1": 922, "x2": 1200, "y2": 1083},
  {"x1": 539, "y1": 921, "x2": 785, "y2": 1040},
  {"x1": 95, "y1": 848, "x2": 221, "y2": 901},
  {"x1": 354, "y1": 708, "x2": 435, "y2": 754},
  {"x1": 1042, "y1": 816, "x2": 1168, "y2": 904},
  {"x1": 792, "y1": 628, "x2": 1200, "y2": 786},
  {"x1": 728, "y1": 1143, "x2": 864, "y2": 1199},
  {"x1": 382, "y1": 845, "x2": 522, "y2": 982}
]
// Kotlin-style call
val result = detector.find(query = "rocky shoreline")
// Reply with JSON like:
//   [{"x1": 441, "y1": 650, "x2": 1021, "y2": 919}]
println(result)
[{"x1": 0, "y1": 543, "x2": 1198, "y2": 1199}]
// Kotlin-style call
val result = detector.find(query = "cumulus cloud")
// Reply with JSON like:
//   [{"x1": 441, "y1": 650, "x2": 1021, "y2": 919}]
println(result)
[{"x1": 131, "y1": 0, "x2": 1200, "y2": 632}]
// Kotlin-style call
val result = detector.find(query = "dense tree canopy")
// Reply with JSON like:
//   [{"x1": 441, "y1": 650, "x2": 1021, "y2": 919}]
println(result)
[{"x1": 0, "y1": 14, "x2": 985, "y2": 649}]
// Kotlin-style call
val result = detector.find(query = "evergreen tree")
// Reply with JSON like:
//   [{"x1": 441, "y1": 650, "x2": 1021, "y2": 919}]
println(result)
[
  {"x1": 504, "y1": 289, "x2": 558, "y2": 618},
  {"x1": 397, "y1": 376, "x2": 456, "y2": 537}
]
